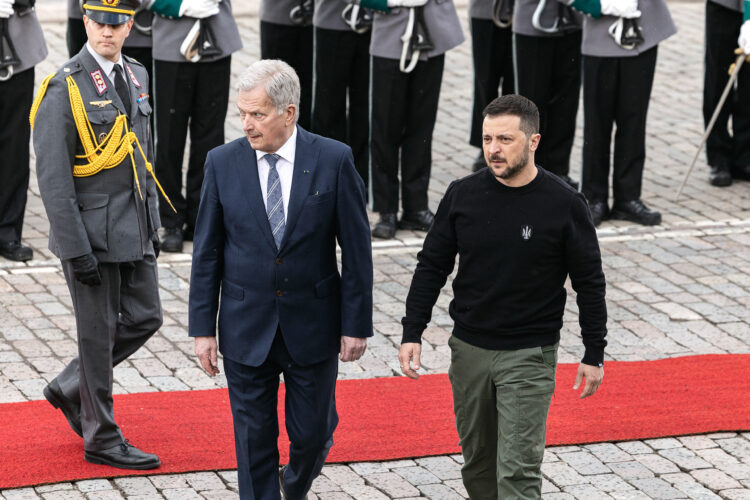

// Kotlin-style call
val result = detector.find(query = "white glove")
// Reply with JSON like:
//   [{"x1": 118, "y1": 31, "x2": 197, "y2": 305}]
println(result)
[
  {"x1": 0, "y1": 0, "x2": 14, "y2": 19},
  {"x1": 179, "y1": 0, "x2": 220, "y2": 19},
  {"x1": 600, "y1": 0, "x2": 641, "y2": 19},
  {"x1": 387, "y1": 0, "x2": 429, "y2": 7},
  {"x1": 740, "y1": 20, "x2": 750, "y2": 55}
]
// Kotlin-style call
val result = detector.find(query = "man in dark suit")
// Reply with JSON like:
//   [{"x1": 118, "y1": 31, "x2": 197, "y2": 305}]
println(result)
[{"x1": 189, "y1": 59, "x2": 373, "y2": 500}]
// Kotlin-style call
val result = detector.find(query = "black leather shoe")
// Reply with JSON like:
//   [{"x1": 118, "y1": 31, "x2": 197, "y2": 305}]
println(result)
[
  {"x1": 0, "y1": 240, "x2": 33, "y2": 262},
  {"x1": 372, "y1": 213, "x2": 397, "y2": 239},
  {"x1": 588, "y1": 201, "x2": 609, "y2": 227},
  {"x1": 43, "y1": 380, "x2": 82, "y2": 437},
  {"x1": 279, "y1": 465, "x2": 290, "y2": 500},
  {"x1": 399, "y1": 210, "x2": 434, "y2": 231},
  {"x1": 161, "y1": 227, "x2": 183, "y2": 253},
  {"x1": 709, "y1": 165, "x2": 732, "y2": 187},
  {"x1": 610, "y1": 199, "x2": 662, "y2": 226},
  {"x1": 85, "y1": 440, "x2": 160, "y2": 470},
  {"x1": 731, "y1": 164, "x2": 750, "y2": 181},
  {"x1": 558, "y1": 174, "x2": 579, "y2": 191},
  {"x1": 472, "y1": 151, "x2": 486, "y2": 172}
]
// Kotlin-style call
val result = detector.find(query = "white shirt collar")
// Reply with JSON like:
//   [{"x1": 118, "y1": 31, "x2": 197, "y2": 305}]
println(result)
[
  {"x1": 85, "y1": 42, "x2": 124, "y2": 81},
  {"x1": 255, "y1": 126, "x2": 297, "y2": 166}
]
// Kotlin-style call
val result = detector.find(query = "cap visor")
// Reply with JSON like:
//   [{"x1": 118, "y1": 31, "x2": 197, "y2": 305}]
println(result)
[{"x1": 86, "y1": 10, "x2": 131, "y2": 25}]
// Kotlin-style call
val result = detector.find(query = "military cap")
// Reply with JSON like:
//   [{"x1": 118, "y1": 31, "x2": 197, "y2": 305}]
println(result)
[{"x1": 83, "y1": 0, "x2": 140, "y2": 25}]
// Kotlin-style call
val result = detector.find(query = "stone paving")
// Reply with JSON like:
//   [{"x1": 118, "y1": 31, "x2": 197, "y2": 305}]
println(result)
[{"x1": 2, "y1": 2, "x2": 750, "y2": 498}]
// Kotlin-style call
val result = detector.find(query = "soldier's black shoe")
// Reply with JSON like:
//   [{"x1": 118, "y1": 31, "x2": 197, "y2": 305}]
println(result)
[
  {"x1": 161, "y1": 227, "x2": 183, "y2": 253},
  {"x1": 559, "y1": 174, "x2": 579, "y2": 191},
  {"x1": 0, "y1": 240, "x2": 33, "y2": 262},
  {"x1": 731, "y1": 164, "x2": 750, "y2": 181},
  {"x1": 398, "y1": 210, "x2": 434, "y2": 232},
  {"x1": 85, "y1": 440, "x2": 161, "y2": 470},
  {"x1": 709, "y1": 165, "x2": 732, "y2": 187},
  {"x1": 610, "y1": 199, "x2": 662, "y2": 226},
  {"x1": 472, "y1": 152, "x2": 486, "y2": 172},
  {"x1": 588, "y1": 201, "x2": 609, "y2": 227},
  {"x1": 43, "y1": 380, "x2": 82, "y2": 437},
  {"x1": 371, "y1": 214, "x2": 397, "y2": 239}
]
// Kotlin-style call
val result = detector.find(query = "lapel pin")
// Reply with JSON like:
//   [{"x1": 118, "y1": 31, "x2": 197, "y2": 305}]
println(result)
[{"x1": 303, "y1": 170, "x2": 310, "y2": 174}]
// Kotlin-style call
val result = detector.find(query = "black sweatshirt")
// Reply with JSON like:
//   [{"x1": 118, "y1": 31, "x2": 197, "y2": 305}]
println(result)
[{"x1": 402, "y1": 167, "x2": 608, "y2": 366}]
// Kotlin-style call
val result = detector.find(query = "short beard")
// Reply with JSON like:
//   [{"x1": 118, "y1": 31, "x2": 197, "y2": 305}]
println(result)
[{"x1": 490, "y1": 147, "x2": 530, "y2": 181}]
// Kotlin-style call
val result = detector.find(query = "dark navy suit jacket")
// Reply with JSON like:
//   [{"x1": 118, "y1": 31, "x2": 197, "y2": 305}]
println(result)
[{"x1": 188, "y1": 126, "x2": 373, "y2": 367}]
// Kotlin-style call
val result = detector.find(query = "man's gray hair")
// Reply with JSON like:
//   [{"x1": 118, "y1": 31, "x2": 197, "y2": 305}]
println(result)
[{"x1": 237, "y1": 60, "x2": 301, "y2": 122}]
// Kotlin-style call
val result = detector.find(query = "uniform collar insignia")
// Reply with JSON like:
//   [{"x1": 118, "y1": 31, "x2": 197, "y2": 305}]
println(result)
[
  {"x1": 90, "y1": 69, "x2": 108, "y2": 96},
  {"x1": 125, "y1": 63, "x2": 141, "y2": 88}
]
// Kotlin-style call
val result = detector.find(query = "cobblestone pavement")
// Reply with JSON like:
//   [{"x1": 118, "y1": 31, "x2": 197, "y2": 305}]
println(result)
[{"x1": 2, "y1": 2, "x2": 750, "y2": 498}]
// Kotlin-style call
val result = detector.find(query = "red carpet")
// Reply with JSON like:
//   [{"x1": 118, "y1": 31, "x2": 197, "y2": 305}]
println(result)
[{"x1": 2, "y1": 354, "x2": 749, "y2": 488}]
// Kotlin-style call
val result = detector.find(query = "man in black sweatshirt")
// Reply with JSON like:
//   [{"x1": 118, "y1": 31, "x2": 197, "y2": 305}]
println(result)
[{"x1": 399, "y1": 95, "x2": 607, "y2": 499}]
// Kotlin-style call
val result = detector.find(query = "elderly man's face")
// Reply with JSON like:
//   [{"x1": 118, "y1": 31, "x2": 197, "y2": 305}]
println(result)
[{"x1": 238, "y1": 85, "x2": 296, "y2": 153}]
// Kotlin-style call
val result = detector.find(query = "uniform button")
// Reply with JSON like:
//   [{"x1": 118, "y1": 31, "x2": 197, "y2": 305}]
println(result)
[
  {"x1": 275, "y1": 258, "x2": 282, "y2": 265},
  {"x1": 276, "y1": 290, "x2": 283, "y2": 296}
]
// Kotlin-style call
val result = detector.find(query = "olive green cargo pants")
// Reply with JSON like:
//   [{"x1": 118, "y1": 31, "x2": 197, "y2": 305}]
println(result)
[{"x1": 448, "y1": 336, "x2": 558, "y2": 500}]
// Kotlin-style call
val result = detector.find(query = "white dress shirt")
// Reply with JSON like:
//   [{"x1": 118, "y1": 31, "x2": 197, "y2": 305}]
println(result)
[
  {"x1": 86, "y1": 42, "x2": 125, "y2": 86},
  {"x1": 256, "y1": 126, "x2": 297, "y2": 223}
]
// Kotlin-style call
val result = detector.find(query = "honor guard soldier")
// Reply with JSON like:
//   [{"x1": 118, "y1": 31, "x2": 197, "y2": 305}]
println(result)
[
  {"x1": 469, "y1": 0, "x2": 514, "y2": 172},
  {"x1": 260, "y1": 0, "x2": 315, "y2": 130},
  {"x1": 705, "y1": 0, "x2": 750, "y2": 186},
  {"x1": 312, "y1": 0, "x2": 372, "y2": 187},
  {"x1": 574, "y1": 0, "x2": 675, "y2": 226},
  {"x1": 66, "y1": 0, "x2": 86, "y2": 57},
  {"x1": 352, "y1": 0, "x2": 464, "y2": 239},
  {"x1": 146, "y1": 0, "x2": 242, "y2": 252},
  {"x1": 0, "y1": 0, "x2": 47, "y2": 261},
  {"x1": 32, "y1": 0, "x2": 171, "y2": 468},
  {"x1": 512, "y1": 0, "x2": 582, "y2": 190}
]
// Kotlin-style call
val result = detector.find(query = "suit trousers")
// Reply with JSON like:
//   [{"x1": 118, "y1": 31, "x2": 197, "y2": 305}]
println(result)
[
  {"x1": 223, "y1": 331, "x2": 338, "y2": 500},
  {"x1": 449, "y1": 336, "x2": 558, "y2": 500},
  {"x1": 55, "y1": 256, "x2": 162, "y2": 451},
  {"x1": 704, "y1": 1, "x2": 750, "y2": 171},
  {"x1": 260, "y1": 21, "x2": 313, "y2": 130},
  {"x1": 370, "y1": 55, "x2": 444, "y2": 214},
  {"x1": 581, "y1": 47, "x2": 657, "y2": 204},
  {"x1": 513, "y1": 31, "x2": 581, "y2": 178},
  {"x1": 312, "y1": 27, "x2": 371, "y2": 187},
  {"x1": 0, "y1": 67, "x2": 33, "y2": 243},
  {"x1": 470, "y1": 18, "x2": 514, "y2": 148},
  {"x1": 66, "y1": 17, "x2": 86, "y2": 58},
  {"x1": 154, "y1": 56, "x2": 230, "y2": 231}
]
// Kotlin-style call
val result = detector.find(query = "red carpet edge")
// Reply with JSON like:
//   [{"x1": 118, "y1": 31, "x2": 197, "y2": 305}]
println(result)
[{"x1": 1, "y1": 354, "x2": 749, "y2": 489}]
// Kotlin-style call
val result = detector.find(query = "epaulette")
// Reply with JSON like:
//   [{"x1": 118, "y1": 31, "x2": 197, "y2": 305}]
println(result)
[{"x1": 123, "y1": 54, "x2": 143, "y2": 67}]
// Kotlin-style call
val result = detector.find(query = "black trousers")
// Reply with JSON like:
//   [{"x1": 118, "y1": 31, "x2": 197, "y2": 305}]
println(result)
[
  {"x1": 260, "y1": 21, "x2": 313, "y2": 130},
  {"x1": 154, "y1": 56, "x2": 231, "y2": 230},
  {"x1": 55, "y1": 257, "x2": 162, "y2": 451},
  {"x1": 581, "y1": 47, "x2": 657, "y2": 204},
  {"x1": 312, "y1": 27, "x2": 370, "y2": 187},
  {"x1": 67, "y1": 17, "x2": 86, "y2": 58},
  {"x1": 513, "y1": 31, "x2": 581, "y2": 177},
  {"x1": 370, "y1": 55, "x2": 444, "y2": 214},
  {"x1": 469, "y1": 18, "x2": 514, "y2": 148},
  {"x1": 0, "y1": 67, "x2": 34, "y2": 243},
  {"x1": 224, "y1": 331, "x2": 338, "y2": 500},
  {"x1": 704, "y1": 1, "x2": 750, "y2": 171}
]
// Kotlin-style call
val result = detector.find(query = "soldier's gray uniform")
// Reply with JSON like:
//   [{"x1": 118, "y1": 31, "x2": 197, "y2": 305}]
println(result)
[
  {"x1": 0, "y1": 4, "x2": 47, "y2": 259},
  {"x1": 580, "y1": 1, "x2": 676, "y2": 221},
  {"x1": 369, "y1": 1, "x2": 463, "y2": 229},
  {"x1": 512, "y1": 0, "x2": 582, "y2": 187},
  {"x1": 33, "y1": 47, "x2": 163, "y2": 451},
  {"x1": 149, "y1": 0, "x2": 242, "y2": 249}
]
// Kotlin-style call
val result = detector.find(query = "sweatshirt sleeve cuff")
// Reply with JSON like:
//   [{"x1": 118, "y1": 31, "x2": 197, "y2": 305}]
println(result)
[
  {"x1": 401, "y1": 327, "x2": 424, "y2": 345},
  {"x1": 581, "y1": 347, "x2": 604, "y2": 367}
]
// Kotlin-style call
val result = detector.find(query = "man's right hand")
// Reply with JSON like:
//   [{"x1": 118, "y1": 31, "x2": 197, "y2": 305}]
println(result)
[
  {"x1": 179, "y1": 0, "x2": 220, "y2": 18},
  {"x1": 0, "y1": 0, "x2": 14, "y2": 18},
  {"x1": 398, "y1": 342, "x2": 422, "y2": 379},
  {"x1": 70, "y1": 253, "x2": 101, "y2": 286},
  {"x1": 600, "y1": 0, "x2": 641, "y2": 18},
  {"x1": 195, "y1": 336, "x2": 220, "y2": 376}
]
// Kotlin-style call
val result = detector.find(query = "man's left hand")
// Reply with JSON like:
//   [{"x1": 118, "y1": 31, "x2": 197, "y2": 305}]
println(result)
[
  {"x1": 573, "y1": 363, "x2": 603, "y2": 399},
  {"x1": 340, "y1": 336, "x2": 367, "y2": 362}
]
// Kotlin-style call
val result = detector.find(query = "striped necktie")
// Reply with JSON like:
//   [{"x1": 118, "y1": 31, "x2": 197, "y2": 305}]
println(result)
[{"x1": 265, "y1": 154, "x2": 285, "y2": 249}]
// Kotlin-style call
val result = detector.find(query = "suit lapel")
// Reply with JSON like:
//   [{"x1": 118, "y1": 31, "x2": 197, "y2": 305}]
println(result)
[
  {"x1": 279, "y1": 126, "x2": 318, "y2": 252},
  {"x1": 78, "y1": 48, "x2": 129, "y2": 117},
  {"x1": 237, "y1": 139, "x2": 277, "y2": 251}
]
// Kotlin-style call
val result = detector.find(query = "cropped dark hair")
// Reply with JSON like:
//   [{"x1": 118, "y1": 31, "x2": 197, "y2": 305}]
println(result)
[{"x1": 482, "y1": 94, "x2": 540, "y2": 137}]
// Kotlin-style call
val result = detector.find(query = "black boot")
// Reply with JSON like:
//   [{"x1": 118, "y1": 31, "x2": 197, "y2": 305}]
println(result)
[
  {"x1": 0, "y1": 240, "x2": 33, "y2": 262},
  {"x1": 709, "y1": 165, "x2": 732, "y2": 187},
  {"x1": 610, "y1": 199, "x2": 661, "y2": 226},
  {"x1": 399, "y1": 210, "x2": 435, "y2": 231},
  {"x1": 161, "y1": 227, "x2": 184, "y2": 253},
  {"x1": 372, "y1": 213, "x2": 397, "y2": 239}
]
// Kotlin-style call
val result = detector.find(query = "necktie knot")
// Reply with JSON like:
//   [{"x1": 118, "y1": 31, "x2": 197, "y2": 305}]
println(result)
[{"x1": 265, "y1": 153, "x2": 281, "y2": 169}]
